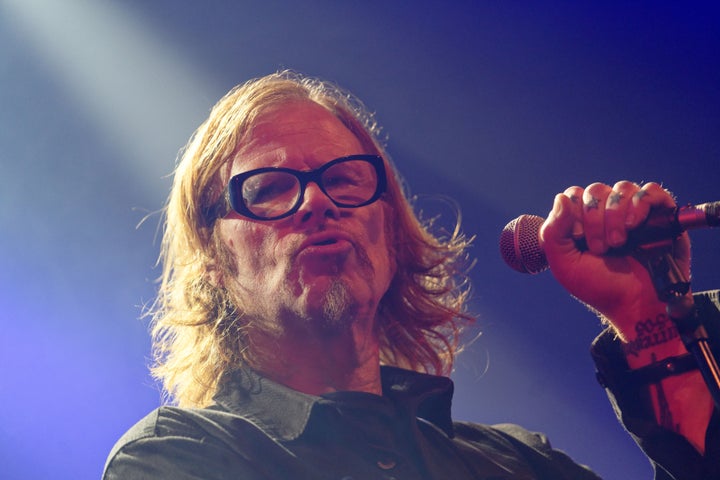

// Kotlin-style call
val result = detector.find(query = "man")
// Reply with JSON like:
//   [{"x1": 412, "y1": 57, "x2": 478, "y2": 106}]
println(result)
[{"x1": 104, "y1": 71, "x2": 717, "y2": 479}]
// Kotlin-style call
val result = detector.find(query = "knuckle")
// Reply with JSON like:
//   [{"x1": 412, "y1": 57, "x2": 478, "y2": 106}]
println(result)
[
  {"x1": 612, "y1": 180, "x2": 636, "y2": 192},
  {"x1": 585, "y1": 181, "x2": 607, "y2": 192},
  {"x1": 641, "y1": 181, "x2": 662, "y2": 193},
  {"x1": 563, "y1": 186, "x2": 583, "y2": 203}
]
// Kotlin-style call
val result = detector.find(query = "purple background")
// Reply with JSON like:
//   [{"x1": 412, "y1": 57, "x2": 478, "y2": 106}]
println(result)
[{"x1": 1, "y1": 2, "x2": 718, "y2": 479}]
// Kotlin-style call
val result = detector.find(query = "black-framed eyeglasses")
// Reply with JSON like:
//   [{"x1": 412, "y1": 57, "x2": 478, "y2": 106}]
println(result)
[{"x1": 206, "y1": 154, "x2": 387, "y2": 221}]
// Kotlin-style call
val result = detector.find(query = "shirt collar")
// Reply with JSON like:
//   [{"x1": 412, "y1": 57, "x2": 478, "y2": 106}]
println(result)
[{"x1": 212, "y1": 366, "x2": 456, "y2": 442}]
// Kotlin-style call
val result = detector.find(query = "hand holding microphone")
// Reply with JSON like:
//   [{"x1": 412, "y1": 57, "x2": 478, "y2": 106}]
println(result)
[
  {"x1": 501, "y1": 193, "x2": 720, "y2": 275},
  {"x1": 500, "y1": 181, "x2": 719, "y2": 446},
  {"x1": 500, "y1": 181, "x2": 700, "y2": 333}
]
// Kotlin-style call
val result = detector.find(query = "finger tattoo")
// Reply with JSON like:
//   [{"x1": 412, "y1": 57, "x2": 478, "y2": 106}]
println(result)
[
  {"x1": 633, "y1": 190, "x2": 648, "y2": 200},
  {"x1": 584, "y1": 196, "x2": 600, "y2": 211}
]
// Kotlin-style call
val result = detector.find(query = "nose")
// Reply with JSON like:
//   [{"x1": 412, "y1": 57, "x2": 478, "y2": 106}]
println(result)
[{"x1": 293, "y1": 181, "x2": 340, "y2": 226}]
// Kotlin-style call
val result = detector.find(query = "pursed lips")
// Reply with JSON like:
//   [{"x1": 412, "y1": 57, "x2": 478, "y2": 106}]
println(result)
[{"x1": 296, "y1": 231, "x2": 355, "y2": 257}]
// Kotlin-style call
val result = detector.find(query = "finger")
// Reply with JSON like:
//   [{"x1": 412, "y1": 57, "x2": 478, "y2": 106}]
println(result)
[
  {"x1": 582, "y1": 182, "x2": 612, "y2": 254},
  {"x1": 604, "y1": 181, "x2": 640, "y2": 248},
  {"x1": 543, "y1": 190, "x2": 581, "y2": 242},
  {"x1": 562, "y1": 186, "x2": 585, "y2": 239},
  {"x1": 626, "y1": 181, "x2": 678, "y2": 229},
  {"x1": 628, "y1": 182, "x2": 690, "y2": 270},
  {"x1": 540, "y1": 193, "x2": 582, "y2": 266}
]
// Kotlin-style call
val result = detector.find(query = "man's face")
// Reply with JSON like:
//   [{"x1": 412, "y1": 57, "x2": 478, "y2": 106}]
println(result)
[{"x1": 215, "y1": 101, "x2": 395, "y2": 340}]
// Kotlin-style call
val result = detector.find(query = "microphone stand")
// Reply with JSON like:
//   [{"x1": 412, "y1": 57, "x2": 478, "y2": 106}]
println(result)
[{"x1": 643, "y1": 247, "x2": 720, "y2": 410}]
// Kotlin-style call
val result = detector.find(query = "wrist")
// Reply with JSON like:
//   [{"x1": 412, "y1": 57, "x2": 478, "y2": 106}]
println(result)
[
  {"x1": 623, "y1": 353, "x2": 697, "y2": 385},
  {"x1": 608, "y1": 308, "x2": 688, "y2": 369}
]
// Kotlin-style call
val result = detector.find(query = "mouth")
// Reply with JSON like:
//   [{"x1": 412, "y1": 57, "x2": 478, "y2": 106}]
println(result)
[
  {"x1": 298, "y1": 232, "x2": 353, "y2": 256},
  {"x1": 313, "y1": 238, "x2": 339, "y2": 246}
]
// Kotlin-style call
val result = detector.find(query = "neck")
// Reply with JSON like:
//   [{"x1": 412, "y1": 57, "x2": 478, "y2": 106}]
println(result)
[{"x1": 251, "y1": 316, "x2": 383, "y2": 396}]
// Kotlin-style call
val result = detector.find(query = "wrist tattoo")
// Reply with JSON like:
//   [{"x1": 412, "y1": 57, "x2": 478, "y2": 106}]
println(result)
[{"x1": 622, "y1": 313, "x2": 679, "y2": 357}]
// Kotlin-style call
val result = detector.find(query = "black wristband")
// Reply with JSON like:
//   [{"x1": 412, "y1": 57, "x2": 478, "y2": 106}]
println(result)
[{"x1": 597, "y1": 353, "x2": 698, "y2": 388}]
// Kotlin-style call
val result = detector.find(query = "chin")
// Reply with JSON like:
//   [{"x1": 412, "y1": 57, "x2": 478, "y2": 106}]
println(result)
[{"x1": 299, "y1": 279, "x2": 357, "y2": 333}]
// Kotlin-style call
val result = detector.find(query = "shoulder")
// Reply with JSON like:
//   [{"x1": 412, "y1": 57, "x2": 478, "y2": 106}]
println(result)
[
  {"x1": 108, "y1": 406, "x2": 214, "y2": 448},
  {"x1": 102, "y1": 407, "x2": 198, "y2": 479},
  {"x1": 452, "y1": 421, "x2": 601, "y2": 480},
  {"x1": 452, "y1": 420, "x2": 551, "y2": 452},
  {"x1": 102, "y1": 406, "x2": 264, "y2": 480}
]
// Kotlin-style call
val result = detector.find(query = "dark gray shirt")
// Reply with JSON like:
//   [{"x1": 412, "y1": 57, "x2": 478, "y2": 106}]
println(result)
[
  {"x1": 103, "y1": 366, "x2": 600, "y2": 479},
  {"x1": 104, "y1": 292, "x2": 720, "y2": 480}
]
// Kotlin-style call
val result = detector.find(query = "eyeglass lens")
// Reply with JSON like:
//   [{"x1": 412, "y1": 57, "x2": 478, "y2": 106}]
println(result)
[{"x1": 240, "y1": 159, "x2": 379, "y2": 219}]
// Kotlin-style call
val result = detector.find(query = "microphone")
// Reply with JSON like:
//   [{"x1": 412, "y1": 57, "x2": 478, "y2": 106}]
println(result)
[{"x1": 500, "y1": 201, "x2": 720, "y2": 274}]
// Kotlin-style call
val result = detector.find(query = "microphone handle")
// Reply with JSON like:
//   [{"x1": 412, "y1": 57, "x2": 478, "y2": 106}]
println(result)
[
  {"x1": 601, "y1": 206, "x2": 682, "y2": 254},
  {"x1": 580, "y1": 202, "x2": 720, "y2": 254},
  {"x1": 500, "y1": 201, "x2": 720, "y2": 274}
]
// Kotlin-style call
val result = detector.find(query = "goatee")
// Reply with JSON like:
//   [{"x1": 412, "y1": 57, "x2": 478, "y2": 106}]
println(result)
[{"x1": 319, "y1": 279, "x2": 355, "y2": 331}]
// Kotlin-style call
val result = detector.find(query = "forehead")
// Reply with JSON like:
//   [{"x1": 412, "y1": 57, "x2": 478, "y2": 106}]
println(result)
[{"x1": 231, "y1": 101, "x2": 365, "y2": 173}]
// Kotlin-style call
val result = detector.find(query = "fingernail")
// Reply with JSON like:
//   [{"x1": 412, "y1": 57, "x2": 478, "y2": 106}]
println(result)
[{"x1": 572, "y1": 221, "x2": 584, "y2": 238}]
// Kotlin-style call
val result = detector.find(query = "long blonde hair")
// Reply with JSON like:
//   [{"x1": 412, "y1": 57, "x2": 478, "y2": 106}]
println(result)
[{"x1": 150, "y1": 71, "x2": 474, "y2": 407}]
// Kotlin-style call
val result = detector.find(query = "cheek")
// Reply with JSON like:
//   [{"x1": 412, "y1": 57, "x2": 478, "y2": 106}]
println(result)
[
  {"x1": 366, "y1": 204, "x2": 396, "y2": 281},
  {"x1": 221, "y1": 222, "x2": 276, "y2": 278},
  {"x1": 365, "y1": 203, "x2": 388, "y2": 245}
]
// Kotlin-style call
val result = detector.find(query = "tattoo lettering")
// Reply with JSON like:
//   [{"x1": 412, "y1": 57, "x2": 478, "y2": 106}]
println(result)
[
  {"x1": 584, "y1": 196, "x2": 600, "y2": 211},
  {"x1": 622, "y1": 313, "x2": 679, "y2": 357},
  {"x1": 609, "y1": 192, "x2": 623, "y2": 206}
]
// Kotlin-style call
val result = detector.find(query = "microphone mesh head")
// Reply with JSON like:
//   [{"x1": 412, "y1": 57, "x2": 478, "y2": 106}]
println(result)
[{"x1": 499, "y1": 214, "x2": 549, "y2": 274}]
